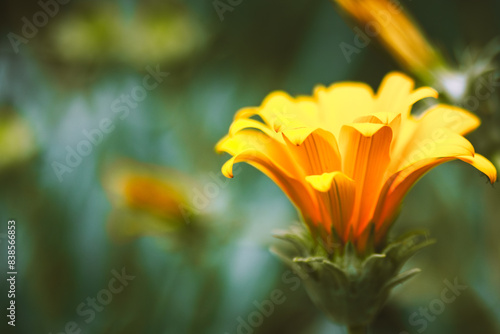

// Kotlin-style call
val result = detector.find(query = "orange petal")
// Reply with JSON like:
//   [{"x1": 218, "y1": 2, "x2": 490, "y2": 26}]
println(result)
[
  {"x1": 218, "y1": 130, "x2": 322, "y2": 226},
  {"x1": 283, "y1": 128, "x2": 342, "y2": 176},
  {"x1": 222, "y1": 149, "x2": 320, "y2": 222},
  {"x1": 339, "y1": 123, "x2": 393, "y2": 237},
  {"x1": 374, "y1": 152, "x2": 497, "y2": 242},
  {"x1": 306, "y1": 172, "x2": 356, "y2": 238},
  {"x1": 391, "y1": 104, "x2": 479, "y2": 171},
  {"x1": 373, "y1": 157, "x2": 451, "y2": 240},
  {"x1": 391, "y1": 127, "x2": 475, "y2": 172},
  {"x1": 124, "y1": 176, "x2": 184, "y2": 218}
]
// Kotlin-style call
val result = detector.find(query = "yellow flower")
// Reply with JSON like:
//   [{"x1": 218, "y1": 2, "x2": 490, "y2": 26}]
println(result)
[
  {"x1": 216, "y1": 72, "x2": 496, "y2": 252},
  {"x1": 334, "y1": 0, "x2": 444, "y2": 80}
]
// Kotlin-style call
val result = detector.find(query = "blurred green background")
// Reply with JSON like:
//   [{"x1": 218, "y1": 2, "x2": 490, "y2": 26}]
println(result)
[{"x1": 0, "y1": 0, "x2": 499, "y2": 333}]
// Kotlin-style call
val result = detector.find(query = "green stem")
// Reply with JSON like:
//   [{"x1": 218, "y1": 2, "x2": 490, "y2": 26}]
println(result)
[{"x1": 347, "y1": 325, "x2": 368, "y2": 334}]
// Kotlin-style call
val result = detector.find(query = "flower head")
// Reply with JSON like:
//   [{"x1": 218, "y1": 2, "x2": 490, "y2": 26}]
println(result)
[{"x1": 216, "y1": 72, "x2": 496, "y2": 253}]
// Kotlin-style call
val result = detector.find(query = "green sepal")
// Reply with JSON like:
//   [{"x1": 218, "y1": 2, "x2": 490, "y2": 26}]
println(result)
[{"x1": 271, "y1": 225, "x2": 435, "y2": 327}]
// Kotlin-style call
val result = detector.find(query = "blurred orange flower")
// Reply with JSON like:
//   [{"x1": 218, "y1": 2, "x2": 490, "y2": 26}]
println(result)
[
  {"x1": 216, "y1": 72, "x2": 496, "y2": 252},
  {"x1": 334, "y1": 0, "x2": 444, "y2": 81},
  {"x1": 102, "y1": 159, "x2": 195, "y2": 240}
]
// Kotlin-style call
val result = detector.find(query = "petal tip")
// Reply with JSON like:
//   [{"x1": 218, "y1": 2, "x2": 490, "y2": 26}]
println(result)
[{"x1": 305, "y1": 172, "x2": 353, "y2": 192}]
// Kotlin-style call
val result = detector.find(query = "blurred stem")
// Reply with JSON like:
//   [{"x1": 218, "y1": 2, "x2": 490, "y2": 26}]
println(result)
[{"x1": 347, "y1": 325, "x2": 367, "y2": 334}]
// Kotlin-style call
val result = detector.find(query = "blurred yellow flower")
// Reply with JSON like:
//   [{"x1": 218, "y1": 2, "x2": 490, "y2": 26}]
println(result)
[
  {"x1": 216, "y1": 72, "x2": 496, "y2": 252},
  {"x1": 102, "y1": 159, "x2": 195, "y2": 240},
  {"x1": 334, "y1": 0, "x2": 444, "y2": 80},
  {"x1": 123, "y1": 175, "x2": 187, "y2": 220}
]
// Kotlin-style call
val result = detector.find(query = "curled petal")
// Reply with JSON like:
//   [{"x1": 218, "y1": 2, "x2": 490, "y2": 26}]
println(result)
[
  {"x1": 457, "y1": 153, "x2": 497, "y2": 183},
  {"x1": 228, "y1": 118, "x2": 281, "y2": 142},
  {"x1": 216, "y1": 130, "x2": 301, "y2": 177},
  {"x1": 221, "y1": 149, "x2": 321, "y2": 226},
  {"x1": 234, "y1": 107, "x2": 259, "y2": 121},
  {"x1": 283, "y1": 128, "x2": 342, "y2": 176},
  {"x1": 407, "y1": 86, "x2": 439, "y2": 106}
]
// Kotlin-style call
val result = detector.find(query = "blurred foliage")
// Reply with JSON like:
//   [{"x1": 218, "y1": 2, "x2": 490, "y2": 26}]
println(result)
[
  {"x1": 0, "y1": 107, "x2": 37, "y2": 171},
  {"x1": 0, "y1": 0, "x2": 499, "y2": 333}
]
